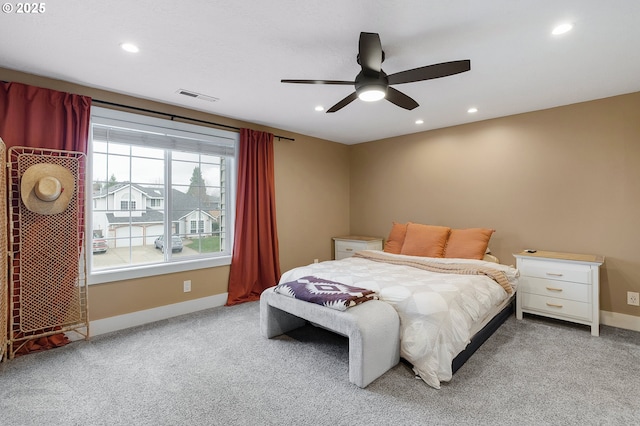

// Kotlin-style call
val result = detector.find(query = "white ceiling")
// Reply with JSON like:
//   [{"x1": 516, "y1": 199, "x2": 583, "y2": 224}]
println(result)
[{"x1": 1, "y1": 1, "x2": 639, "y2": 144}]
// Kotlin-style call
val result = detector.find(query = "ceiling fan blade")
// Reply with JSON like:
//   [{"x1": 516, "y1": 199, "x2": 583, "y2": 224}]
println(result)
[
  {"x1": 358, "y1": 32, "x2": 383, "y2": 73},
  {"x1": 281, "y1": 79, "x2": 354, "y2": 85},
  {"x1": 327, "y1": 92, "x2": 358, "y2": 113},
  {"x1": 386, "y1": 87, "x2": 419, "y2": 110},
  {"x1": 387, "y1": 60, "x2": 471, "y2": 85}
]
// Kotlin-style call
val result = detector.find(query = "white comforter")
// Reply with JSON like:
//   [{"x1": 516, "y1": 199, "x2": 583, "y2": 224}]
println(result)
[{"x1": 278, "y1": 250, "x2": 519, "y2": 389}]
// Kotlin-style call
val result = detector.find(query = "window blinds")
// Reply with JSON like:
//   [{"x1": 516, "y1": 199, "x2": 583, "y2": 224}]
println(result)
[{"x1": 91, "y1": 108, "x2": 237, "y2": 157}]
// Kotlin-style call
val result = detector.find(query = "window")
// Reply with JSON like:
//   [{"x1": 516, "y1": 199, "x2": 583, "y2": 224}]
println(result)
[
  {"x1": 120, "y1": 199, "x2": 136, "y2": 210},
  {"x1": 190, "y1": 219, "x2": 205, "y2": 234},
  {"x1": 89, "y1": 107, "x2": 238, "y2": 284}
]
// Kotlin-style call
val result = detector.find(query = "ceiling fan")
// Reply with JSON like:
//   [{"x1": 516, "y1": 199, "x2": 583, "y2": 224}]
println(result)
[{"x1": 281, "y1": 32, "x2": 471, "y2": 113}]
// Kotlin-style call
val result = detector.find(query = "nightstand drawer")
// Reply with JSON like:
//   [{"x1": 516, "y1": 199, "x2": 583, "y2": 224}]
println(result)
[
  {"x1": 335, "y1": 240, "x2": 362, "y2": 257},
  {"x1": 518, "y1": 259, "x2": 591, "y2": 284},
  {"x1": 519, "y1": 276, "x2": 591, "y2": 303},
  {"x1": 333, "y1": 237, "x2": 383, "y2": 260},
  {"x1": 520, "y1": 293, "x2": 592, "y2": 321}
]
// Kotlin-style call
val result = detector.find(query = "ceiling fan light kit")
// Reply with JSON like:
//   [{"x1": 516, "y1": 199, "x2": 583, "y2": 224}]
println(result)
[
  {"x1": 281, "y1": 32, "x2": 471, "y2": 113},
  {"x1": 356, "y1": 76, "x2": 387, "y2": 102},
  {"x1": 358, "y1": 88, "x2": 386, "y2": 102}
]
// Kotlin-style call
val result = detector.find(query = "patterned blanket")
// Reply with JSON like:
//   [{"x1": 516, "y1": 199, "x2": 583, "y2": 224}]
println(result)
[{"x1": 273, "y1": 276, "x2": 378, "y2": 311}]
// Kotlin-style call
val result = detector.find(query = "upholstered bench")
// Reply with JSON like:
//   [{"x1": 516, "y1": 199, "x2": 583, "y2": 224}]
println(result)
[{"x1": 260, "y1": 286, "x2": 400, "y2": 388}]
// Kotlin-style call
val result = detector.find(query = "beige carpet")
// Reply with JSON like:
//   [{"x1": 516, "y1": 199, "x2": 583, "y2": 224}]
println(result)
[{"x1": 1, "y1": 301, "x2": 638, "y2": 425}]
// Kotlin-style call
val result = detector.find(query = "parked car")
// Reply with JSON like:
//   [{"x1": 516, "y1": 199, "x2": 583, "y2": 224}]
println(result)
[
  {"x1": 154, "y1": 235, "x2": 183, "y2": 253},
  {"x1": 92, "y1": 238, "x2": 108, "y2": 253},
  {"x1": 92, "y1": 231, "x2": 108, "y2": 254}
]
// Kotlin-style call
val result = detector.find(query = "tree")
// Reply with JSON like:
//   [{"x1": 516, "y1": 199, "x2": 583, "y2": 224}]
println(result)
[
  {"x1": 187, "y1": 167, "x2": 205, "y2": 197},
  {"x1": 187, "y1": 166, "x2": 213, "y2": 207}
]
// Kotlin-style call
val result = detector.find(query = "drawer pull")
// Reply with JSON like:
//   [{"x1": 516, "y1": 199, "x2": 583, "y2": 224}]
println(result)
[
  {"x1": 345, "y1": 248, "x2": 353, "y2": 252},
  {"x1": 546, "y1": 302, "x2": 563, "y2": 308},
  {"x1": 546, "y1": 272, "x2": 563, "y2": 277},
  {"x1": 546, "y1": 286, "x2": 563, "y2": 292}
]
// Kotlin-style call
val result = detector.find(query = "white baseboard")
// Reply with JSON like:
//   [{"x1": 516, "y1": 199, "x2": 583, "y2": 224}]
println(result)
[
  {"x1": 600, "y1": 310, "x2": 640, "y2": 332},
  {"x1": 89, "y1": 293, "x2": 228, "y2": 337}
]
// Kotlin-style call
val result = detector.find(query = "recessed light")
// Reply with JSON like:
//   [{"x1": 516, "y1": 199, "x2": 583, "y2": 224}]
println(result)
[
  {"x1": 467, "y1": 107, "x2": 478, "y2": 113},
  {"x1": 120, "y1": 42, "x2": 140, "y2": 53},
  {"x1": 552, "y1": 23, "x2": 573, "y2": 35},
  {"x1": 315, "y1": 106, "x2": 324, "y2": 112},
  {"x1": 415, "y1": 119, "x2": 424, "y2": 125}
]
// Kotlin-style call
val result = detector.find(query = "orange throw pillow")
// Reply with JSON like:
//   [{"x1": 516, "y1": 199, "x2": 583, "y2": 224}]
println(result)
[
  {"x1": 400, "y1": 223, "x2": 451, "y2": 258},
  {"x1": 383, "y1": 222, "x2": 408, "y2": 254},
  {"x1": 444, "y1": 228, "x2": 495, "y2": 260}
]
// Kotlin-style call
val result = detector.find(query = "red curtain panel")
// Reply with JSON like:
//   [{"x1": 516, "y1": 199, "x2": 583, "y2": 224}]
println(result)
[
  {"x1": 0, "y1": 82, "x2": 91, "y2": 152},
  {"x1": 0, "y1": 81, "x2": 91, "y2": 355},
  {"x1": 226, "y1": 129, "x2": 281, "y2": 305}
]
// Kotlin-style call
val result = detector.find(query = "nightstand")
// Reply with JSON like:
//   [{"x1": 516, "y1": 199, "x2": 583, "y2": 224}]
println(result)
[
  {"x1": 333, "y1": 236, "x2": 383, "y2": 260},
  {"x1": 514, "y1": 251, "x2": 604, "y2": 336}
]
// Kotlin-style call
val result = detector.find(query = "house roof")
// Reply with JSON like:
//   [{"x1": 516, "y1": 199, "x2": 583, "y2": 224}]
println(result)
[
  {"x1": 94, "y1": 182, "x2": 162, "y2": 199},
  {"x1": 106, "y1": 208, "x2": 165, "y2": 225}
]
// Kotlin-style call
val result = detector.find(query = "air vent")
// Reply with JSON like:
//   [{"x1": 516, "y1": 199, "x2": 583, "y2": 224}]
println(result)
[{"x1": 176, "y1": 89, "x2": 219, "y2": 103}]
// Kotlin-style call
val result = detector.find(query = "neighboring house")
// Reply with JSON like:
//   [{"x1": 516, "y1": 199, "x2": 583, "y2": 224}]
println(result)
[{"x1": 93, "y1": 182, "x2": 219, "y2": 247}]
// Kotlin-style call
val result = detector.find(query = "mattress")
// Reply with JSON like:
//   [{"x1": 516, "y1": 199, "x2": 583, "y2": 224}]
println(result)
[{"x1": 469, "y1": 292, "x2": 515, "y2": 337}]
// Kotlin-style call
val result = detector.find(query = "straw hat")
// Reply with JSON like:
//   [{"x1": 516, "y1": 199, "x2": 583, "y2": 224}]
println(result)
[{"x1": 21, "y1": 163, "x2": 75, "y2": 215}]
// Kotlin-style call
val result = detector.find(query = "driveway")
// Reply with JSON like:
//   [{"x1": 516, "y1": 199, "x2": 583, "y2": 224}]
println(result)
[{"x1": 92, "y1": 244, "x2": 199, "y2": 269}]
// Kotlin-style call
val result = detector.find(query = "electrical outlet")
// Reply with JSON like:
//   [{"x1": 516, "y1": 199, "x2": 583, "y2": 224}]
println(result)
[
  {"x1": 628, "y1": 291, "x2": 639, "y2": 306},
  {"x1": 313, "y1": 259, "x2": 319, "y2": 264},
  {"x1": 183, "y1": 280, "x2": 192, "y2": 293}
]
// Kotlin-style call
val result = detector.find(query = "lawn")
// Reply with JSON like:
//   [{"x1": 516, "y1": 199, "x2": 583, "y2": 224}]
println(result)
[{"x1": 184, "y1": 235, "x2": 221, "y2": 252}]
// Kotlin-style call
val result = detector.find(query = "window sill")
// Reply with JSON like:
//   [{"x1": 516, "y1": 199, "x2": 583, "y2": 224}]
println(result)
[{"x1": 88, "y1": 255, "x2": 232, "y2": 285}]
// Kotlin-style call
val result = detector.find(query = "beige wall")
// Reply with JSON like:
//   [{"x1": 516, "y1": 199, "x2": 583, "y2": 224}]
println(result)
[
  {"x1": 349, "y1": 92, "x2": 640, "y2": 317},
  {"x1": 0, "y1": 68, "x2": 351, "y2": 321},
  {"x1": 275, "y1": 135, "x2": 350, "y2": 272}
]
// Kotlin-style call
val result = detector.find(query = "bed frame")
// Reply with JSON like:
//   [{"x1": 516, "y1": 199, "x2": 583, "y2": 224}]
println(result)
[{"x1": 451, "y1": 297, "x2": 515, "y2": 373}]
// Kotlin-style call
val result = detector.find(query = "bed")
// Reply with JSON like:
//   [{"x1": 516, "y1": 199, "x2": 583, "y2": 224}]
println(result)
[{"x1": 267, "y1": 224, "x2": 520, "y2": 388}]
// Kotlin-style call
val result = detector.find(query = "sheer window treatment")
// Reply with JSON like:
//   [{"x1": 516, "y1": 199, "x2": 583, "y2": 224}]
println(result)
[
  {"x1": 0, "y1": 81, "x2": 91, "y2": 354},
  {"x1": 226, "y1": 129, "x2": 281, "y2": 305}
]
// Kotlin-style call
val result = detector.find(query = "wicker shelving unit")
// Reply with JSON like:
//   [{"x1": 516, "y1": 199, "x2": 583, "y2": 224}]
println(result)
[
  {"x1": 7, "y1": 147, "x2": 89, "y2": 358},
  {"x1": 0, "y1": 139, "x2": 7, "y2": 361}
]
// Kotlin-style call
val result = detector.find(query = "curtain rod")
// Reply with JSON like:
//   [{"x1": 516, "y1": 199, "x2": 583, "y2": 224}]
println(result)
[{"x1": 92, "y1": 99, "x2": 295, "y2": 141}]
